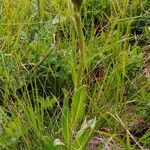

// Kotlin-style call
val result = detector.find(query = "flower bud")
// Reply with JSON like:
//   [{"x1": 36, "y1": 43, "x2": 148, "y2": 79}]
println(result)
[{"x1": 71, "y1": 0, "x2": 83, "y2": 8}]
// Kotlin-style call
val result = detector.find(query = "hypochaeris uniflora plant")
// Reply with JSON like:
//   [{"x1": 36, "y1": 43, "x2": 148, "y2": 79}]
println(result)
[{"x1": 60, "y1": 1, "x2": 96, "y2": 150}]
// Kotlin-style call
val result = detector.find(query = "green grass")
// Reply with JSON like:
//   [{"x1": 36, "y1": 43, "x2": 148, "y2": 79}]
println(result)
[{"x1": 0, "y1": 0, "x2": 150, "y2": 149}]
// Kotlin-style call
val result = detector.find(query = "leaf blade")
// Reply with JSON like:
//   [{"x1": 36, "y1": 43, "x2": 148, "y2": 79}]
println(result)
[
  {"x1": 61, "y1": 89, "x2": 71, "y2": 145},
  {"x1": 71, "y1": 85, "x2": 87, "y2": 127}
]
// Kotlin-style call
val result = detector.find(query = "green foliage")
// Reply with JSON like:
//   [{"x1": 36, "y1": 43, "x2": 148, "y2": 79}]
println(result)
[
  {"x1": 72, "y1": 117, "x2": 96, "y2": 149},
  {"x1": 127, "y1": 46, "x2": 144, "y2": 78},
  {"x1": 71, "y1": 86, "x2": 87, "y2": 127},
  {"x1": 61, "y1": 89, "x2": 71, "y2": 145},
  {"x1": 60, "y1": 86, "x2": 96, "y2": 149}
]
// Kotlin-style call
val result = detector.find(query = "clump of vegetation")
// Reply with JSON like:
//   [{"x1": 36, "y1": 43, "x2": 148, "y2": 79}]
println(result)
[{"x1": 0, "y1": 0, "x2": 149, "y2": 149}]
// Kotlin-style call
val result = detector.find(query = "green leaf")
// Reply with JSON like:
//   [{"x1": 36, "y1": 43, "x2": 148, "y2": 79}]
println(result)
[
  {"x1": 72, "y1": 118, "x2": 96, "y2": 149},
  {"x1": 54, "y1": 139, "x2": 66, "y2": 146},
  {"x1": 61, "y1": 89, "x2": 71, "y2": 145},
  {"x1": 76, "y1": 117, "x2": 96, "y2": 138},
  {"x1": 71, "y1": 85, "x2": 87, "y2": 127},
  {"x1": 72, "y1": 131, "x2": 89, "y2": 149},
  {"x1": 35, "y1": 97, "x2": 56, "y2": 109},
  {"x1": 42, "y1": 136, "x2": 57, "y2": 150}
]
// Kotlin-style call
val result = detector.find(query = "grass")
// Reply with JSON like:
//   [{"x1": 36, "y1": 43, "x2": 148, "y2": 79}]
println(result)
[{"x1": 0, "y1": 0, "x2": 150, "y2": 149}]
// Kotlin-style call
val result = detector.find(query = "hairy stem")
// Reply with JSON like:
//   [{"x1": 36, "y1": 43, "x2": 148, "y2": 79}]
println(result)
[{"x1": 73, "y1": 5, "x2": 85, "y2": 88}]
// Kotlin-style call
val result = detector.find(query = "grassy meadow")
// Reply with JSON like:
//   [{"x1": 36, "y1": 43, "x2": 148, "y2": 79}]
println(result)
[{"x1": 0, "y1": 0, "x2": 150, "y2": 149}]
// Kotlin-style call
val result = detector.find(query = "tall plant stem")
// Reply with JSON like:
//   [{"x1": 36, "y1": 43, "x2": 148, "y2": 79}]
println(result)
[
  {"x1": 73, "y1": 6, "x2": 85, "y2": 88},
  {"x1": 68, "y1": 4, "x2": 85, "y2": 149}
]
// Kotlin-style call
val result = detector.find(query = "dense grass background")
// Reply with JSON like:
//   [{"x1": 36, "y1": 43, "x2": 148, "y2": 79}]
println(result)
[{"x1": 0, "y1": 0, "x2": 149, "y2": 149}]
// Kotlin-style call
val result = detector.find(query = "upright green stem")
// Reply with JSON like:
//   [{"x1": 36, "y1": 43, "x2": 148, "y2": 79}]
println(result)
[
  {"x1": 69, "y1": 1, "x2": 85, "y2": 149},
  {"x1": 73, "y1": 5, "x2": 85, "y2": 88}
]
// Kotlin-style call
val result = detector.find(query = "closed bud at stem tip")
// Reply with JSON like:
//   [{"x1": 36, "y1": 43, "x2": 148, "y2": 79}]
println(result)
[{"x1": 71, "y1": 0, "x2": 83, "y2": 8}]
